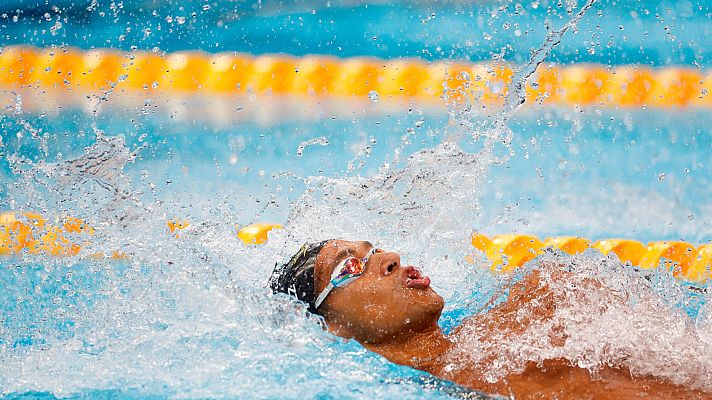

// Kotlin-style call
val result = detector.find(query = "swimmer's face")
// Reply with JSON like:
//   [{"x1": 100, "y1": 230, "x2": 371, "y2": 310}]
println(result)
[{"x1": 314, "y1": 240, "x2": 444, "y2": 343}]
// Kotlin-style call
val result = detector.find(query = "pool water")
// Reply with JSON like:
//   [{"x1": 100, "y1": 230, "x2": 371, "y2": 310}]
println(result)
[
  {"x1": 1, "y1": 0, "x2": 711, "y2": 66},
  {"x1": 3, "y1": 107, "x2": 709, "y2": 242},
  {"x1": 2, "y1": 0, "x2": 712, "y2": 399}
]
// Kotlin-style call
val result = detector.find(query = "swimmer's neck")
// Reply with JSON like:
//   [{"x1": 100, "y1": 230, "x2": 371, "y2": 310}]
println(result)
[{"x1": 361, "y1": 326, "x2": 453, "y2": 374}]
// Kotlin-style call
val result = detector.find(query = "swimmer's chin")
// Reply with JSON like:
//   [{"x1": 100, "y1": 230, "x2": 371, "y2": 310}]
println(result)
[{"x1": 405, "y1": 284, "x2": 445, "y2": 318}]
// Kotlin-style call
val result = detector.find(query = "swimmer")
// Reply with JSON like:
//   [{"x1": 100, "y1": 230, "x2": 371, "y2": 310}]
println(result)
[{"x1": 270, "y1": 240, "x2": 712, "y2": 400}]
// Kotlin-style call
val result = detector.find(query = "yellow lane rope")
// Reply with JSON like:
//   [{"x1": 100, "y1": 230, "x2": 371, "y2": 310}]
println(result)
[
  {"x1": 1, "y1": 212, "x2": 709, "y2": 284},
  {"x1": 471, "y1": 233, "x2": 711, "y2": 284},
  {"x1": 0, "y1": 212, "x2": 283, "y2": 257},
  {"x1": 1, "y1": 45, "x2": 710, "y2": 108}
]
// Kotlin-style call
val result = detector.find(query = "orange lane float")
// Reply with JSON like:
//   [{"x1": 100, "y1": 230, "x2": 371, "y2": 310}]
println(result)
[
  {"x1": 592, "y1": 239, "x2": 646, "y2": 266},
  {"x1": 202, "y1": 53, "x2": 254, "y2": 93},
  {"x1": 693, "y1": 245, "x2": 712, "y2": 282},
  {"x1": 237, "y1": 223, "x2": 284, "y2": 245},
  {"x1": 76, "y1": 49, "x2": 124, "y2": 91},
  {"x1": 2, "y1": 212, "x2": 709, "y2": 284},
  {"x1": 119, "y1": 51, "x2": 167, "y2": 92},
  {"x1": 167, "y1": 219, "x2": 191, "y2": 237},
  {"x1": 0, "y1": 212, "x2": 91, "y2": 256},
  {"x1": 472, "y1": 232, "x2": 544, "y2": 272},
  {"x1": 543, "y1": 236, "x2": 591, "y2": 255},
  {"x1": 169, "y1": 218, "x2": 283, "y2": 244},
  {"x1": 638, "y1": 241, "x2": 698, "y2": 281},
  {"x1": 291, "y1": 55, "x2": 339, "y2": 95},
  {"x1": 0, "y1": 212, "x2": 285, "y2": 256},
  {"x1": 472, "y1": 233, "x2": 711, "y2": 284},
  {"x1": 0, "y1": 46, "x2": 38, "y2": 87},
  {"x1": 1, "y1": 45, "x2": 710, "y2": 108}
]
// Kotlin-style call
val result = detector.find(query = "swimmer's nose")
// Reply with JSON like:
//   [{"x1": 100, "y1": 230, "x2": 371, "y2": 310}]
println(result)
[{"x1": 378, "y1": 252, "x2": 401, "y2": 276}]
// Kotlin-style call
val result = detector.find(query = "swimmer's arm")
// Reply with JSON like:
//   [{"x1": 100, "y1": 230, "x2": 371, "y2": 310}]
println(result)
[{"x1": 449, "y1": 262, "x2": 571, "y2": 338}]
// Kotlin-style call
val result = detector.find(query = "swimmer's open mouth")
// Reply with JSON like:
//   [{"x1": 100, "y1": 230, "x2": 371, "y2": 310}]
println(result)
[{"x1": 402, "y1": 265, "x2": 431, "y2": 289}]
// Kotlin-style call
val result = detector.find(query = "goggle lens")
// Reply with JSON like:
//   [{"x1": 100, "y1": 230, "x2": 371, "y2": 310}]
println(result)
[
  {"x1": 316, "y1": 246, "x2": 384, "y2": 309},
  {"x1": 331, "y1": 248, "x2": 385, "y2": 287},
  {"x1": 333, "y1": 257, "x2": 365, "y2": 285},
  {"x1": 344, "y1": 258, "x2": 365, "y2": 274}
]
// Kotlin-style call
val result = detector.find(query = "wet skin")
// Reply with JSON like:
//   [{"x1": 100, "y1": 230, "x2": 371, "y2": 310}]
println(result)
[{"x1": 313, "y1": 240, "x2": 712, "y2": 400}]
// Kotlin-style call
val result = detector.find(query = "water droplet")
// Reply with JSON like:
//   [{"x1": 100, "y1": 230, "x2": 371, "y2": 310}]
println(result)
[
  {"x1": 368, "y1": 90, "x2": 379, "y2": 102},
  {"x1": 296, "y1": 136, "x2": 330, "y2": 156},
  {"x1": 49, "y1": 21, "x2": 62, "y2": 35}
]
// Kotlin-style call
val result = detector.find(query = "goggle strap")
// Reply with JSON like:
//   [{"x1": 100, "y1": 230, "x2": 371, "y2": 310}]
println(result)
[{"x1": 314, "y1": 282, "x2": 334, "y2": 310}]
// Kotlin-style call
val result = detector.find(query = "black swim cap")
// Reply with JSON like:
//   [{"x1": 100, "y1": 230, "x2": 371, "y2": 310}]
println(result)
[{"x1": 269, "y1": 240, "x2": 331, "y2": 314}]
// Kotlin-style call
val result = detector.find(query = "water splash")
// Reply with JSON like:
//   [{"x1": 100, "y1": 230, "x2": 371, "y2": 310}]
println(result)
[
  {"x1": 502, "y1": 0, "x2": 597, "y2": 118},
  {"x1": 296, "y1": 136, "x2": 329, "y2": 157},
  {"x1": 444, "y1": 0, "x2": 598, "y2": 167},
  {"x1": 2, "y1": 0, "x2": 711, "y2": 398},
  {"x1": 284, "y1": 0, "x2": 600, "y2": 257},
  {"x1": 6, "y1": 130, "x2": 140, "y2": 218},
  {"x1": 0, "y1": 126, "x2": 496, "y2": 398},
  {"x1": 446, "y1": 251, "x2": 712, "y2": 390}
]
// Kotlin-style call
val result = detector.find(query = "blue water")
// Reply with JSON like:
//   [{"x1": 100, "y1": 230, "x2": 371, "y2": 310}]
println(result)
[
  {"x1": 1, "y1": 0, "x2": 711, "y2": 66},
  {"x1": 2, "y1": 107, "x2": 710, "y2": 243},
  {"x1": 2, "y1": 1, "x2": 712, "y2": 399}
]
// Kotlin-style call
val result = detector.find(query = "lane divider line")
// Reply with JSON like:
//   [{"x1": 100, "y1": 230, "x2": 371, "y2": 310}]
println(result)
[
  {"x1": 1, "y1": 45, "x2": 710, "y2": 108},
  {"x1": 1, "y1": 212, "x2": 709, "y2": 284}
]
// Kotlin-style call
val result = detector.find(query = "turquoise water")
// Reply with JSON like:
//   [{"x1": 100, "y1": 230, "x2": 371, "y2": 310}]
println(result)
[
  {"x1": 2, "y1": 1, "x2": 712, "y2": 399},
  {"x1": 3, "y1": 108, "x2": 710, "y2": 242},
  {"x1": 1, "y1": 0, "x2": 711, "y2": 66}
]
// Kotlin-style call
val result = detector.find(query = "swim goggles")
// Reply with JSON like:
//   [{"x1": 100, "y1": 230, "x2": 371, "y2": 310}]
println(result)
[{"x1": 314, "y1": 247, "x2": 383, "y2": 309}]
